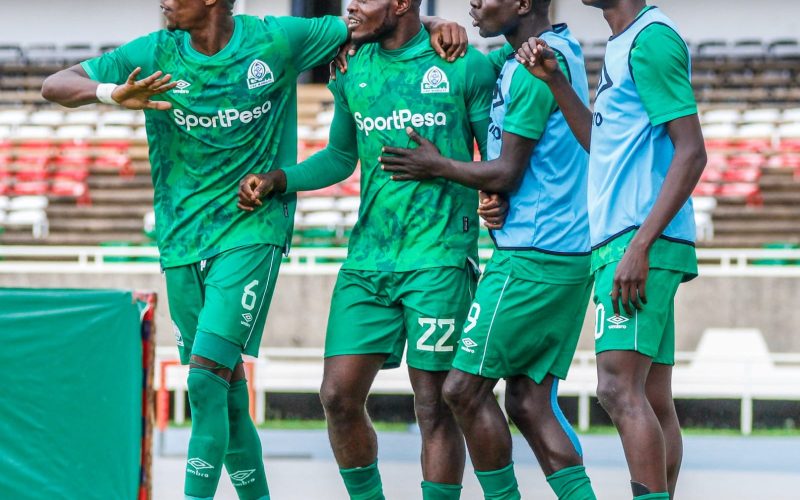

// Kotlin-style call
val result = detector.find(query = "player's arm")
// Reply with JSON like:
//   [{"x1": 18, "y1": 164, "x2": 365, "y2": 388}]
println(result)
[
  {"x1": 238, "y1": 98, "x2": 358, "y2": 210},
  {"x1": 42, "y1": 64, "x2": 175, "y2": 110},
  {"x1": 516, "y1": 37, "x2": 592, "y2": 151},
  {"x1": 382, "y1": 127, "x2": 535, "y2": 194},
  {"x1": 610, "y1": 25, "x2": 707, "y2": 316}
]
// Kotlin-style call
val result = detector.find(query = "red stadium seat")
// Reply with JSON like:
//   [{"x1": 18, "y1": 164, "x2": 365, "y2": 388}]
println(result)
[
  {"x1": 727, "y1": 153, "x2": 765, "y2": 169},
  {"x1": 779, "y1": 138, "x2": 800, "y2": 152},
  {"x1": 50, "y1": 179, "x2": 90, "y2": 204},
  {"x1": 718, "y1": 182, "x2": 762, "y2": 205},
  {"x1": 767, "y1": 153, "x2": 800, "y2": 169},
  {"x1": 722, "y1": 167, "x2": 761, "y2": 183},
  {"x1": 11, "y1": 180, "x2": 48, "y2": 196},
  {"x1": 94, "y1": 152, "x2": 133, "y2": 176},
  {"x1": 693, "y1": 182, "x2": 719, "y2": 197},
  {"x1": 700, "y1": 166, "x2": 723, "y2": 183}
]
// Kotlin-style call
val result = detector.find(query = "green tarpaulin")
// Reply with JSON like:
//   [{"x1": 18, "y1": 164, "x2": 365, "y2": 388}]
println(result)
[{"x1": 0, "y1": 288, "x2": 145, "y2": 500}]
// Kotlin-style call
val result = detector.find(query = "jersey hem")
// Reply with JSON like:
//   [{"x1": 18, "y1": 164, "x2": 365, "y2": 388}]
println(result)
[
  {"x1": 649, "y1": 106, "x2": 698, "y2": 126},
  {"x1": 160, "y1": 241, "x2": 285, "y2": 269}
]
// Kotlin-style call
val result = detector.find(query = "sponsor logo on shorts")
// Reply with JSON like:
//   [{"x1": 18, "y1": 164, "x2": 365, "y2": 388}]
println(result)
[
  {"x1": 247, "y1": 59, "x2": 275, "y2": 90},
  {"x1": 172, "y1": 321, "x2": 184, "y2": 347},
  {"x1": 460, "y1": 337, "x2": 478, "y2": 354},
  {"x1": 230, "y1": 469, "x2": 256, "y2": 485},
  {"x1": 607, "y1": 314, "x2": 629, "y2": 330},
  {"x1": 187, "y1": 457, "x2": 213, "y2": 478},
  {"x1": 421, "y1": 66, "x2": 450, "y2": 94},
  {"x1": 172, "y1": 79, "x2": 191, "y2": 95}
]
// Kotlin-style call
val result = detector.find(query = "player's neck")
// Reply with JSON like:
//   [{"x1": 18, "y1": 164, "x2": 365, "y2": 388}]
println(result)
[
  {"x1": 603, "y1": 0, "x2": 647, "y2": 36},
  {"x1": 379, "y1": 16, "x2": 422, "y2": 51},
  {"x1": 506, "y1": 15, "x2": 552, "y2": 51},
  {"x1": 188, "y1": 13, "x2": 235, "y2": 56}
]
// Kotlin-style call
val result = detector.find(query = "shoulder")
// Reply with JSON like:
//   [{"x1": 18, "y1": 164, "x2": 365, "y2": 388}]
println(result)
[{"x1": 632, "y1": 22, "x2": 687, "y2": 57}]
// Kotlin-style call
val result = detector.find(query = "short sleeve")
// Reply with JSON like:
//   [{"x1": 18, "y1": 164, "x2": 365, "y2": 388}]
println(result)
[
  {"x1": 502, "y1": 56, "x2": 566, "y2": 141},
  {"x1": 274, "y1": 16, "x2": 349, "y2": 74},
  {"x1": 80, "y1": 35, "x2": 154, "y2": 83},
  {"x1": 486, "y1": 43, "x2": 513, "y2": 74},
  {"x1": 464, "y1": 48, "x2": 496, "y2": 123},
  {"x1": 630, "y1": 23, "x2": 697, "y2": 126}
]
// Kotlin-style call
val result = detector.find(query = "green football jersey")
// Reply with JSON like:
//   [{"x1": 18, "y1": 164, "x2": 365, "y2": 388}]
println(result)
[
  {"x1": 330, "y1": 27, "x2": 495, "y2": 272},
  {"x1": 81, "y1": 15, "x2": 348, "y2": 268}
]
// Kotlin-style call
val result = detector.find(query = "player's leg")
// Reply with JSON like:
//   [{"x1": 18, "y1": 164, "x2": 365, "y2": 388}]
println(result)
[
  {"x1": 594, "y1": 265, "x2": 683, "y2": 499},
  {"x1": 645, "y1": 363, "x2": 681, "y2": 498},
  {"x1": 401, "y1": 264, "x2": 478, "y2": 499},
  {"x1": 443, "y1": 370, "x2": 518, "y2": 499},
  {"x1": 408, "y1": 368, "x2": 465, "y2": 499},
  {"x1": 647, "y1": 297, "x2": 682, "y2": 498},
  {"x1": 320, "y1": 354, "x2": 387, "y2": 500},
  {"x1": 505, "y1": 375, "x2": 594, "y2": 499},
  {"x1": 225, "y1": 360, "x2": 269, "y2": 500},
  {"x1": 184, "y1": 244, "x2": 281, "y2": 500},
  {"x1": 322, "y1": 269, "x2": 400, "y2": 500}
]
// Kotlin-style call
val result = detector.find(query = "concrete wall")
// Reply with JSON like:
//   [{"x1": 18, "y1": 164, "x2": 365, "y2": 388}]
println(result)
[{"x1": 3, "y1": 270, "x2": 800, "y2": 354}]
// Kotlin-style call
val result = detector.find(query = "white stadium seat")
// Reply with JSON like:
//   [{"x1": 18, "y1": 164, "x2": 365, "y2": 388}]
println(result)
[
  {"x1": 5, "y1": 209, "x2": 49, "y2": 238},
  {"x1": 9, "y1": 195, "x2": 48, "y2": 211},
  {"x1": 29, "y1": 110, "x2": 65, "y2": 126},
  {"x1": 55, "y1": 125, "x2": 94, "y2": 140},
  {"x1": 702, "y1": 108, "x2": 740, "y2": 125}
]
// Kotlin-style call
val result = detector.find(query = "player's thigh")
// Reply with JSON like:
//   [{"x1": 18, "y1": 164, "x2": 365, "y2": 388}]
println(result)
[
  {"x1": 400, "y1": 264, "x2": 477, "y2": 372},
  {"x1": 198, "y1": 244, "x2": 282, "y2": 360},
  {"x1": 325, "y1": 269, "x2": 405, "y2": 367},
  {"x1": 593, "y1": 264, "x2": 683, "y2": 361},
  {"x1": 164, "y1": 263, "x2": 204, "y2": 365}
]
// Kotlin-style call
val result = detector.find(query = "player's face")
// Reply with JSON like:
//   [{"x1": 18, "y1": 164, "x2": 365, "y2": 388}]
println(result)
[
  {"x1": 469, "y1": 0, "x2": 520, "y2": 39},
  {"x1": 160, "y1": 0, "x2": 209, "y2": 31},
  {"x1": 346, "y1": 0, "x2": 398, "y2": 45}
]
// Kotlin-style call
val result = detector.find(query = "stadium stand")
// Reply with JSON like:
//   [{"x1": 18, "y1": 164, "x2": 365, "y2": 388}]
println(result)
[{"x1": 1, "y1": 39, "x2": 799, "y2": 250}]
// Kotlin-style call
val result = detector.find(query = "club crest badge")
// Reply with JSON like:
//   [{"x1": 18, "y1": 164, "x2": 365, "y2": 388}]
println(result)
[
  {"x1": 247, "y1": 59, "x2": 274, "y2": 90},
  {"x1": 421, "y1": 66, "x2": 450, "y2": 94}
]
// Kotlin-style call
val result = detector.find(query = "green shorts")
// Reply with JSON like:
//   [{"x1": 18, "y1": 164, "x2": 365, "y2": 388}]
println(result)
[
  {"x1": 592, "y1": 263, "x2": 684, "y2": 365},
  {"x1": 452, "y1": 251, "x2": 593, "y2": 383},
  {"x1": 164, "y1": 244, "x2": 283, "y2": 369},
  {"x1": 325, "y1": 263, "x2": 478, "y2": 371}
]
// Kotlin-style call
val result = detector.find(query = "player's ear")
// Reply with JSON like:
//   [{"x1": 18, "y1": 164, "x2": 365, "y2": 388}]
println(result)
[
  {"x1": 518, "y1": 0, "x2": 533, "y2": 17},
  {"x1": 395, "y1": 0, "x2": 414, "y2": 16}
]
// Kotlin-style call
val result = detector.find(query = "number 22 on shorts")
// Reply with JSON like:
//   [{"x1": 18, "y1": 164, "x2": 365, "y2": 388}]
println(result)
[{"x1": 417, "y1": 318, "x2": 456, "y2": 352}]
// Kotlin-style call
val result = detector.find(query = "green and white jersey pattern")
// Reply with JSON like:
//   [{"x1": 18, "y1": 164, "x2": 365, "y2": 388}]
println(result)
[
  {"x1": 330, "y1": 27, "x2": 495, "y2": 272},
  {"x1": 81, "y1": 15, "x2": 348, "y2": 268}
]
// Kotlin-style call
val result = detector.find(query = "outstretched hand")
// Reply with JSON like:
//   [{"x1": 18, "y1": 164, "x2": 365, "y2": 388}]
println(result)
[
  {"x1": 514, "y1": 37, "x2": 561, "y2": 82},
  {"x1": 381, "y1": 127, "x2": 446, "y2": 181},
  {"x1": 111, "y1": 67, "x2": 177, "y2": 110}
]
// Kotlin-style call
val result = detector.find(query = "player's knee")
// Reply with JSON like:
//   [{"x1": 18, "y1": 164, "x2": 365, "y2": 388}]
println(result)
[
  {"x1": 413, "y1": 390, "x2": 450, "y2": 428},
  {"x1": 319, "y1": 380, "x2": 363, "y2": 418},
  {"x1": 596, "y1": 376, "x2": 639, "y2": 416},
  {"x1": 442, "y1": 374, "x2": 479, "y2": 414},
  {"x1": 187, "y1": 368, "x2": 229, "y2": 412}
]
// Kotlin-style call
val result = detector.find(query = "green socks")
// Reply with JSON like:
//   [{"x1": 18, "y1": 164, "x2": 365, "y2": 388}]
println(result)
[
  {"x1": 633, "y1": 494, "x2": 669, "y2": 500},
  {"x1": 225, "y1": 379, "x2": 270, "y2": 500},
  {"x1": 546, "y1": 465, "x2": 596, "y2": 499},
  {"x1": 421, "y1": 480, "x2": 462, "y2": 499},
  {"x1": 475, "y1": 462, "x2": 521, "y2": 500},
  {"x1": 184, "y1": 368, "x2": 230, "y2": 498},
  {"x1": 340, "y1": 461, "x2": 385, "y2": 500}
]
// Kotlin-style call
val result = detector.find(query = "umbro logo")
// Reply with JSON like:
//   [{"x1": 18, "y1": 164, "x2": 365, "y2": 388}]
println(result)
[
  {"x1": 230, "y1": 469, "x2": 256, "y2": 485},
  {"x1": 460, "y1": 337, "x2": 478, "y2": 353},
  {"x1": 187, "y1": 458, "x2": 213, "y2": 470},
  {"x1": 173, "y1": 79, "x2": 191, "y2": 95},
  {"x1": 187, "y1": 457, "x2": 213, "y2": 478},
  {"x1": 241, "y1": 312, "x2": 253, "y2": 327},
  {"x1": 172, "y1": 321, "x2": 184, "y2": 347},
  {"x1": 421, "y1": 66, "x2": 450, "y2": 94},
  {"x1": 359, "y1": 82, "x2": 368, "y2": 88},
  {"x1": 607, "y1": 314, "x2": 629, "y2": 330}
]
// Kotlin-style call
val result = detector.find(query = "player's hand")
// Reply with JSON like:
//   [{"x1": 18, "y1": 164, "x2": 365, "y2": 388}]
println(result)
[
  {"x1": 515, "y1": 37, "x2": 561, "y2": 82},
  {"x1": 110, "y1": 67, "x2": 177, "y2": 111},
  {"x1": 427, "y1": 17, "x2": 468, "y2": 62},
  {"x1": 330, "y1": 41, "x2": 359, "y2": 79},
  {"x1": 478, "y1": 192, "x2": 508, "y2": 230},
  {"x1": 238, "y1": 173, "x2": 275, "y2": 211},
  {"x1": 381, "y1": 127, "x2": 446, "y2": 181},
  {"x1": 611, "y1": 241, "x2": 650, "y2": 317}
]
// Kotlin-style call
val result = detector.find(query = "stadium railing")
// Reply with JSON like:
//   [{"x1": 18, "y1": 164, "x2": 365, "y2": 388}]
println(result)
[{"x1": 1, "y1": 245, "x2": 800, "y2": 275}]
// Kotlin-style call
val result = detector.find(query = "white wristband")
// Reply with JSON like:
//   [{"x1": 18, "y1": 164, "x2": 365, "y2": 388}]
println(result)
[{"x1": 96, "y1": 83, "x2": 118, "y2": 105}]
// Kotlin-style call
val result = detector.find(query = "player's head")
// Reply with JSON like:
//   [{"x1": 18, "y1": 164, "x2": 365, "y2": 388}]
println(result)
[
  {"x1": 160, "y1": 0, "x2": 234, "y2": 31},
  {"x1": 581, "y1": 0, "x2": 622, "y2": 8},
  {"x1": 469, "y1": 0, "x2": 550, "y2": 38},
  {"x1": 346, "y1": 0, "x2": 422, "y2": 45}
]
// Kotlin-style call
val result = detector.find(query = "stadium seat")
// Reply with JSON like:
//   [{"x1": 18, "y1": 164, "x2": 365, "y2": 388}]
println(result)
[
  {"x1": 732, "y1": 39, "x2": 767, "y2": 58},
  {"x1": 102, "y1": 110, "x2": 138, "y2": 126},
  {"x1": 29, "y1": 110, "x2": 65, "y2": 127},
  {"x1": 55, "y1": 125, "x2": 94, "y2": 140},
  {"x1": 334, "y1": 196, "x2": 360, "y2": 213},
  {"x1": 734, "y1": 123, "x2": 775, "y2": 151},
  {"x1": 692, "y1": 182, "x2": 719, "y2": 197},
  {"x1": 15, "y1": 126, "x2": 54, "y2": 140},
  {"x1": 718, "y1": 182, "x2": 762, "y2": 205},
  {"x1": 0, "y1": 126, "x2": 11, "y2": 140},
  {"x1": 95, "y1": 126, "x2": 135, "y2": 139},
  {"x1": 782, "y1": 108, "x2": 800, "y2": 122},
  {"x1": 778, "y1": 123, "x2": 800, "y2": 151},
  {"x1": 0, "y1": 110, "x2": 28, "y2": 127},
  {"x1": 694, "y1": 211, "x2": 714, "y2": 241},
  {"x1": 297, "y1": 196, "x2": 336, "y2": 212},
  {"x1": 50, "y1": 178, "x2": 88, "y2": 200},
  {"x1": 741, "y1": 108, "x2": 781, "y2": 124},
  {"x1": 727, "y1": 152, "x2": 765, "y2": 169},
  {"x1": 11, "y1": 181, "x2": 48, "y2": 196},
  {"x1": 0, "y1": 44, "x2": 22, "y2": 64},
  {"x1": 702, "y1": 108, "x2": 740, "y2": 125},
  {"x1": 143, "y1": 211, "x2": 156, "y2": 240},
  {"x1": 0, "y1": 195, "x2": 9, "y2": 210},
  {"x1": 64, "y1": 110, "x2": 101, "y2": 125},
  {"x1": 5, "y1": 209, "x2": 48, "y2": 238},
  {"x1": 9, "y1": 195, "x2": 48, "y2": 211},
  {"x1": 722, "y1": 167, "x2": 760, "y2": 183},
  {"x1": 769, "y1": 40, "x2": 800, "y2": 57}
]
